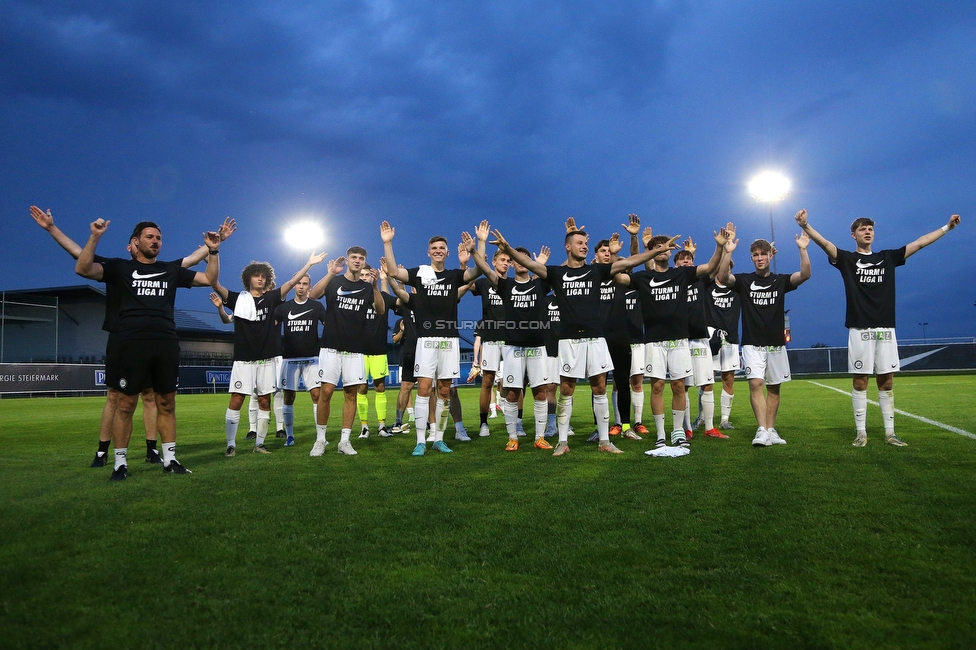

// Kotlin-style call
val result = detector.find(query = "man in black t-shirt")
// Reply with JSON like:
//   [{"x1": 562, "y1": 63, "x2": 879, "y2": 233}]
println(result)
[
  {"x1": 273, "y1": 273, "x2": 327, "y2": 447},
  {"x1": 491, "y1": 224, "x2": 679, "y2": 456},
  {"x1": 76, "y1": 219, "x2": 221, "y2": 480},
  {"x1": 381, "y1": 220, "x2": 488, "y2": 456},
  {"x1": 214, "y1": 252, "x2": 326, "y2": 457},
  {"x1": 33, "y1": 207, "x2": 236, "y2": 467},
  {"x1": 704, "y1": 263, "x2": 741, "y2": 431},
  {"x1": 718, "y1": 217, "x2": 811, "y2": 448},
  {"x1": 308, "y1": 248, "x2": 386, "y2": 457},
  {"x1": 797, "y1": 209, "x2": 961, "y2": 447},
  {"x1": 469, "y1": 250, "x2": 512, "y2": 438},
  {"x1": 356, "y1": 264, "x2": 399, "y2": 439}
]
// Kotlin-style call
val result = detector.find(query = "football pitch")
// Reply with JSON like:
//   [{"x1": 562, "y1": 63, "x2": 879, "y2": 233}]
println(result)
[{"x1": 2, "y1": 374, "x2": 975, "y2": 648}]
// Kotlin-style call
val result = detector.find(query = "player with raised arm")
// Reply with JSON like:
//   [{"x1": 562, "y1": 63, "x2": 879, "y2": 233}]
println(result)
[
  {"x1": 490, "y1": 224, "x2": 680, "y2": 456},
  {"x1": 357, "y1": 263, "x2": 399, "y2": 439},
  {"x1": 214, "y1": 253, "x2": 325, "y2": 457},
  {"x1": 75, "y1": 219, "x2": 221, "y2": 480},
  {"x1": 381, "y1": 221, "x2": 487, "y2": 456},
  {"x1": 273, "y1": 273, "x2": 327, "y2": 447},
  {"x1": 32, "y1": 206, "x2": 235, "y2": 466},
  {"x1": 795, "y1": 209, "x2": 961, "y2": 446},
  {"x1": 306, "y1": 249, "x2": 386, "y2": 457},
  {"x1": 470, "y1": 241, "x2": 552, "y2": 450},
  {"x1": 717, "y1": 215, "x2": 811, "y2": 447},
  {"x1": 468, "y1": 249, "x2": 511, "y2": 437},
  {"x1": 615, "y1": 224, "x2": 732, "y2": 449},
  {"x1": 704, "y1": 258, "x2": 741, "y2": 431}
]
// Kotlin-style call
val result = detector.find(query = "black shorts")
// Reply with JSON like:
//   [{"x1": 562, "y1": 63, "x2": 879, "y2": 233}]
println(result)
[
  {"x1": 400, "y1": 352, "x2": 416, "y2": 383},
  {"x1": 106, "y1": 338, "x2": 181, "y2": 395},
  {"x1": 606, "y1": 337, "x2": 633, "y2": 385}
]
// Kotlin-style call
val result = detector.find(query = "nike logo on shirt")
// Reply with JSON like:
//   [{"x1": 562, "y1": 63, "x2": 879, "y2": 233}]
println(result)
[
  {"x1": 288, "y1": 310, "x2": 312, "y2": 319},
  {"x1": 711, "y1": 288, "x2": 731, "y2": 298},
  {"x1": 511, "y1": 285, "x2": 534, "y2": 296},
  {"x1": 563, "y1": 271, "x2": 590, "y2": 282},
  {"x1": 856, "y1": 259, "x2": 882, "y2": 269},
  {"x1": 337, "y1": 288, "x2": 366, "y2": 296},
  {"x1": 648, "y1": 277, "x2": 672, "y2": 288},
  {"x1": 750, "y1": 281, "x2": 771, "y2": 291},
  {"x1": 131, "y1": 271, "x2": 166, "y2": 280}
]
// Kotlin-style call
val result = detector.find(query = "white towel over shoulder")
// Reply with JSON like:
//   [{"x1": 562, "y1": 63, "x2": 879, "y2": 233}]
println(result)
[
  {"x1": 233, "y1": 291, "x2": 259, "y2": 321},
  {"x1": 418, "y1": 265, "x2": 439, "y2": 286}
]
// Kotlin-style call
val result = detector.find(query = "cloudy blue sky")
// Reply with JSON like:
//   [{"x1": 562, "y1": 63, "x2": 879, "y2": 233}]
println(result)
[{"x1": 3, "y1": 0, "x2": 974, "y2": 345}]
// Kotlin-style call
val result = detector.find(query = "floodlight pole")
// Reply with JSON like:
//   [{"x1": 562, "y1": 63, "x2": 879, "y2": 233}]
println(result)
[{"x1": 768, "y1": 204, "x2": 777, "y2": 274}]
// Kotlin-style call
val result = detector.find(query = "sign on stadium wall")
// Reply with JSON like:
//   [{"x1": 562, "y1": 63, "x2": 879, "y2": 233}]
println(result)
[{"x1": 0, "y1": 363, "x2": 106, "y2": 393}]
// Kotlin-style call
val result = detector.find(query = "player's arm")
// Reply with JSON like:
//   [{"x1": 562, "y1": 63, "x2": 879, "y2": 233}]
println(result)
[
  {"x1": 210, "y1": 291, "x2": 233, "y2": 323},
  {"x1": 470, "y1": 244, "x2": 499, "y2": 288},
  {"x1": 461, "y1": 220, "x2": 490, "y2": 283},
  {"x1": 794, "y1": 209, "x2": 838, "y2": 262},
  {"x1": 608, "y1": 233, "x2": 622, "y2": 263},
  {"x1": 368, "y1": 268, "x2": 386, "y2": 314},
  {"x1": 613, "y1": 272, "x2": 632, "y2": 287},
  {"x1": 190, "y1": 230, "x2": 221, "y2": 287},
  {"x1": 790, "y1": 232, "x2": 812, "y2": 288},
  {"x1": 491, "y1": 228, "x2": 547, "y2": 278},
  {"x1": 380, "y1": 221, "x2": 409, "y2": 283},
  {"x1": 717, "y1": 236, "x2": 738, "y2": 288},
  {"x1": 467, "y1": 335, "x2": 483, "y2": 383},
  {"x1": 905, "y1": 214, "x2": 961, "y2": 259},
  {"x1": 182, "y1": 217, "x2": 237, "y2": 268},
  {"x1": 31, "y1": 206, "x2": 84, "y2": 258},
  {"x1": 381, "y1": 258, "x2": 412, "y2": 303},
  {"x1": 697, "y1": 222, "x2": 734, "y2": 277},
  {"x1": 279, "y1": 251, "x2": 326, "y2": 297},
  {"x1": 309, "y1": 256, "x2": 344, "y2": 299},
  {"x1": 392, "y1": 319, "x2": 405, "y2": 344},
  {"x1": 457, "y1": 281, "x2": 475, "y2": 299},
  {"x1": 610, "y1": 234, "x2": 680, "y2": 274},
  {"x1": 624, "y1": 214, "x2": 641, "y2": 257},
  {"x1": 75, "y1": 219, "x2": 109, "y2": 280}
]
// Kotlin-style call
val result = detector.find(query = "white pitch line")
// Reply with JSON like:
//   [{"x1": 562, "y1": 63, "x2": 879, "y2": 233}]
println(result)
[{"x1": 807, "y1": 381, "x2": 976, "y2": 440}]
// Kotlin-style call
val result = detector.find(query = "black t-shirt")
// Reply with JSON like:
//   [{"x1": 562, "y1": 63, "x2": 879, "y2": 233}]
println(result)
[
  {"x1": 630, "y1": 266, "x2": 699, "y2": 343},
  {"x1": 321, "y1": 275, "x2": 376, "y2": 353},
  {"x1": 830, "y1": 247, "x2": 906, "y2": 328},
  {"x1": 705, "y1": 279, "x2": 740, "y2": 344},
  {"x1": 496, "y1": 276, "x2": 545, "y2": 347},
  {"x1": 406, "y1": 267, "x2": 467, "y2": 338},
  {"x1": 607, "y1": 287, "x2": 643, "y2": 344},
  {"x1": 226, "y1": 289, "x2": 284, "y2": 361},
  {"x1": 363, "y1": 292, "x2": 398, "y2": 355},
  {"x1": 274, "y1": 298, "x2": 327, "y2": 358},
  {"x1": 472, "y1": 276, "x2": 508, "y2": 342},
  {"x1": 685, "y1": 276, "x2": 709, "y2": 340},
  {"x1": 543, "y1": 294, "x2": 561, "y2": 357},
  {"x1": 544, "y1": 263, "x2": 613, "y2": 339},
  {"x1": 394, "y1": 298, "x2": 418, "y2": 363},
  {"x1": 100, "y1": 258, "x2": 196, "y2": 341},
  {"x1": 730, "y1": 272, "x2": 797, "y2": 346}
]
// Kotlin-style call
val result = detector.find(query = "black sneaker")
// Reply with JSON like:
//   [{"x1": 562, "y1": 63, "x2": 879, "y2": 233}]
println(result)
[
  {"x1": 90, "y1": 452, "x2": 108, "y2": 468},
  {"x1": 109, "y1": 465, "x2": 127, "y2": 481},
  {"x1": 145, "y1": 449, "x2": 163, "y2": 464},
  {"x1": 245, "y1": 431, "x2": 257, "y2": 440},
  {"x1": 275, "y1": 429, "x2": 287, "y2": 438},
  {"x1": 163, "y1": 459, "x2": 192, "y2": 474}
]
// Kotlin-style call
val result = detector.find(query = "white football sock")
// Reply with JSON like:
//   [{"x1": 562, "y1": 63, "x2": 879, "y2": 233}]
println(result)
[
  {"x1": 852, "y1": 389, "x2": 867, "y2": 434},
  {"x1": 878, "y1": 390, "x2": 895, "y2": 435},
  {"x1": 556, "y1": 394, "x2": 573, "y2": 443},
  {"x1": 225, "y1": 408, "x2": 240, "y2": 447},
  {"x1": 593, "y1": 393, "x2": 610, "y2": 442}
]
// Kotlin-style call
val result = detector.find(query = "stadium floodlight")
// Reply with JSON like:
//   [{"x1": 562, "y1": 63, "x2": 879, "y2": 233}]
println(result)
[
  {"x1": 284, "y1": 221, "x2": 325, "y2": 252},
  {"x1": 748, "y1": 171, "x2": 791, "y2": 272}
]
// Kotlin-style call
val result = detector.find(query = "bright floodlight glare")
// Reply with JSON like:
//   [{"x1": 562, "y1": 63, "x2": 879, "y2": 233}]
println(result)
[
  {"x1": 748, "y1": 171, "x2": 791, "y2": 202},
  {"x1": 283, "y1": 221, "x2": 324, "y2": 250}
]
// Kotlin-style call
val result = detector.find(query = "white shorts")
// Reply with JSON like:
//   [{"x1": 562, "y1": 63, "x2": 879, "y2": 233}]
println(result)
[
  {"x1": 230, "y1": 359, "x2": 278, "y2": 396},
  {"x1": 318, "y1": 348, "x2": 366, "y2": 387},
  {"x1": 414, "y1": 337, "x2": 461, "y2": 381},
  {"x1": 279, "y1": 357, "x2": 320, "y2": 392},
  {"x1": 848, "y1": 328, "x2": 900, "y2": 375},
  {"x1": 480, "y1": 341, "x2": 504, "y2": 373},
  {"x1": 630, "y1": 343, "x2": 646, "y2": 377},
  {"x1": 687, "y1": 338, "x2": 714, "y2": 386},
  {"x1": 546, "y1": 355, "x2": 560, "y2": 383},
  {"x1": 644, "y1": 340, "x2": 692, "y2": 380},
  {"x1": 742, "y1": 345, "x2": 791, "y2": 385},
  {"x1": 502, "y1": 345, "x2": 549, "y2": 389},
  {"x1": 558, "y1": 338, "x2": 613, "y2": 380},
  {"x1": 713, "y1": 342, "x2": 741, "y2": 374}
]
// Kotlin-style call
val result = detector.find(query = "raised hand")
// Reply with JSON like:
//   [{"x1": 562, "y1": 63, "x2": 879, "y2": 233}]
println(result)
[
  {"x1": 535, "y1": 245, "x2": 551, "y2": 265},
  {"x1": 328, "y1": 256, "x2": 347, "y2": 275},
  {"x1": 565, "y1": 216, "x2": 585, "y2": 233},
  {"x1": 714, "y1": 222, "x2": 735, "y2": 247},
  {"x1": 475, "y1": 220, "x2": 490, "y2": 242},
  {"x1": 218, "y1": 217, "x2": 237, "y2": 241},
  {"x1": 794, "y1": 209, "x2": 808, "y2": 228},
  {"x1": 91, "y1": 218, "x2": 110, "y2": 236},
  {"x1": 796, "y1": 232, "x2": 810, "y2": 250},
  {"x1": 380, "y1": 221, "x2": 395, "y2": 243},
  {"x1": 948, "y1": 214, "x2": 961, "y2": 229},
  {"x1": 308, "y1": 251, "x2": 327, "y2": 266},
  {"x1": 457, "y1": 240, "x2": 471, "y2": 267},
  {"x1": 209, "y1": 292, "x2": 223, "y2": 307},
  {"x1": 203, "y1": 230, "x2": 221, "y2": 249},
  {"x1": 489, "y1": 228, "x2": 511, "y2": 253},
  {"x1": 30, "y1": 206, "x2": 54, "y2": 230},
  {"x1": 641, "y1": 226, "x2": 653, "y2": 249},
  {"x1": 608, "y1": 233, "x2": 622, "y2": 255},
  {"x1": 623, "y1": 213, "x2": 640, "y2": 236},
  {"x1": 683, "y1": 236, "x2": 697, "y2": 255},
  {"x1": 460, "y1": 231, "x2": 476, "y2": 251}
]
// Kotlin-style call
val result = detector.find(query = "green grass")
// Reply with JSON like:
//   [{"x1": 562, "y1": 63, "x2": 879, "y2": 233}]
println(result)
[{"x1": 2, "y1": 375, "x2": 976, "y2": 649}]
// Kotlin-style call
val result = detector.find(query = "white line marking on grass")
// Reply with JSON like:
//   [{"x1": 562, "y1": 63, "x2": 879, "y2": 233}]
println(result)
[{"x1": 807, "y1": 381, "x2": 976, "y2": 440}]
